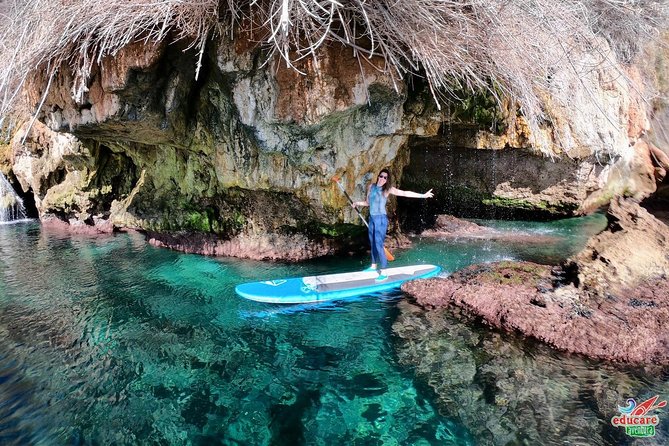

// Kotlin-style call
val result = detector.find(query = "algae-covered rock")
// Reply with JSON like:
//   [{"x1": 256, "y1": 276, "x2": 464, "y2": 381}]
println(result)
[{"x1": 8, "y1": 38, "x2": 409, "y2": 259}]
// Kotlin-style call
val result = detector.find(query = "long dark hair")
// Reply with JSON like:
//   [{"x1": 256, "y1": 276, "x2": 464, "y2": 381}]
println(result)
[{"x1": 377, "y1": 168, "x2": 391, "y2": 192}]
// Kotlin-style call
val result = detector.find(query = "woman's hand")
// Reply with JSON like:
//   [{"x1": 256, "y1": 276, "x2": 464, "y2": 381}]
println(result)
[{"x1": 423, "y1": 189, "x2": 434, "y2": 198}]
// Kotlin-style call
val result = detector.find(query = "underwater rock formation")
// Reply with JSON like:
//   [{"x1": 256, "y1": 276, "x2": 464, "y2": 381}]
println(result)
[
  {"x1": 402, "y1": 198, "x2": 669, "y2": 364},
  {"x1": 392, "y1": 299, "x2": 669, "y2": 446}
]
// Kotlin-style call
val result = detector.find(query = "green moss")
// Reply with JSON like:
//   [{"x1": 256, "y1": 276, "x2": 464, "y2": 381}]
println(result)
[
  {"x1": 449, "y1": 87, "x2": 506, "y2": 133},
  {"x1": 288, "y1": 222, "x2": 365, "y2": 239},
  {"x1": 485, "y1": 271, "x2": 527, "y2": 285},
  {"x1": 496, "y1": 261, "x2": 546, "y2": 274},
  {"x1": 482, "y1": 197, "x2": 543, "y2": 210},
  {"x1": 179, "y1": 207, "x2": 243, "y2": 234},
  {"x1": 481, "y1": 197, "x2": 568, "y2": 214},
  {"x1": 45, "y1": 185, "x2": 87, "y2": 213},
  {"x1": 403, "y1": 174, "x2": 549, "y2": 213},
  {"x1": 590, "y1": 191, "x2": 615, "y2": 209},
  {"x1": 87, "y1": 184, "x2": 113, "y2": 198},
  {"x1": 149, "y1": 206, "x2": 247, "y2": 236},
  {"x1": 185, "y1": 210, "x2": 212, "y2": 232},
  {"x1": 317, "y1": 223, "x2": 363, "y2": 238},
  {"x1": 227, "y1": 210, "x2": 246, "y2": 233}
]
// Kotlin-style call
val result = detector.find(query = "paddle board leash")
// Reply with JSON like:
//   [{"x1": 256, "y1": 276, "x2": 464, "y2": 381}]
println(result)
[{"x1": 332, "y1": 177, "x2": 395, "y2": 261}]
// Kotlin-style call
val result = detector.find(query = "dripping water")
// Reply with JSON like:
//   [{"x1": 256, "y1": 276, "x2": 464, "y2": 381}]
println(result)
[{"x1": 0, "y1": 172, "x2": 28, "y2": 223}]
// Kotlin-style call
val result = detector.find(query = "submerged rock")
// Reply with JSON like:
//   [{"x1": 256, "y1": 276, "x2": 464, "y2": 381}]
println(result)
[
  {"x1": 402, "y1": 197, "x2": 669, "y2": 365},
  {"x1": 392, "y1": 300, "x2": 669, "y2": 446},
  {"x1": 147, "y1": 230, "x2": 346, "y2": 261},
  {"x1": 421, "y1": 214, "x2": 488, "y2": 236}
]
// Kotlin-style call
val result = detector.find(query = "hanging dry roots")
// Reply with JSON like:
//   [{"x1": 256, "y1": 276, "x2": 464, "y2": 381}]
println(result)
[{"x1": 0, "y1": 0, "x2": 667, "y2": 149}]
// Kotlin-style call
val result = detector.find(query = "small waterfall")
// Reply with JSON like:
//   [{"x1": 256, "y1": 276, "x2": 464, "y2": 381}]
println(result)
[{"x1": 0, "y1": 172, "x2": 27, "y2": 222}]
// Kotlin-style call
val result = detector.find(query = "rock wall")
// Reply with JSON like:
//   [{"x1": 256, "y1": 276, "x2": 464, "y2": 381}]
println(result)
[
  {"x1": 398, "y1": 37, "x2": 667, "y2": 227},
  {"x1": 399, "y1": 143, "x2": 602, "y2": 228},
  {"x1": 4, "y1": 31, "x2": 668, "y2": 259},
  {"x1": 9, "y1": 37, "x2": 408, "y2": 258}
]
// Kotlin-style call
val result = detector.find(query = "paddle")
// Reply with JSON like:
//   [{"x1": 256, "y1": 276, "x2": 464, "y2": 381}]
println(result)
[{"x1": 332, "y1": 177, "x2": 395, "y2": 261}]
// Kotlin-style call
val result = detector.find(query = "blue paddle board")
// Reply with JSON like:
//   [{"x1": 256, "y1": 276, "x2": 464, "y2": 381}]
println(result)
[{"x1": 235, "y1": 264, "x2": 441, "y2": 304}]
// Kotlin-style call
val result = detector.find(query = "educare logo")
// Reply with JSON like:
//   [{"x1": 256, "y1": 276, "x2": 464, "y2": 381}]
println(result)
[{"x1": 611, "y1": 395, "x2": 667, "y2": 438}]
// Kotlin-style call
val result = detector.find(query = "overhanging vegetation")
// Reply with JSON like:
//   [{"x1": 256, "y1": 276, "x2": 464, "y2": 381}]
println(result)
[{"x1": 0, "y1": 0, "x2": 667, "y2": 151}]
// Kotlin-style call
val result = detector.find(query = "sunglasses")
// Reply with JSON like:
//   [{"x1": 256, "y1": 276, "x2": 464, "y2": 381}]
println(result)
[{"x1": 378, "y1": 174, "x2": 388, "y2": 179}]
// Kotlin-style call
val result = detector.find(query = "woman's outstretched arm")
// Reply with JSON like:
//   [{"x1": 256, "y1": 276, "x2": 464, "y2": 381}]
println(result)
[{"x1": 389, "y1": 187, "x2": 434, "y2": 198}]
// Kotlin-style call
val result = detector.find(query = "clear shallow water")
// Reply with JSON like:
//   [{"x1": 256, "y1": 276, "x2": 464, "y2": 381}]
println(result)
[{"x1": 0, "y1": 215, "x2": 666, "y2": 445}]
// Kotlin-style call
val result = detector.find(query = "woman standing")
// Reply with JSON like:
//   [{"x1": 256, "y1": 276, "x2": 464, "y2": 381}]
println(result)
[{"x1": 351, "y1": 168, "x2": 434, "y2": 281}]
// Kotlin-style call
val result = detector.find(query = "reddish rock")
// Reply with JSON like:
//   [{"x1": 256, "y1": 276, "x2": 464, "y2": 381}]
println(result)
[
  {"x1": 147, "y1": 231, "x2": 347, "y2": 261},
  {"x1": 403, "y1": 262, "x2": 669, "y2": 364},
  {"x1": 569, "y1": 196, "x2": 669, "y2": 295},
  {"x1": 41, "y1": 214, "x2": 114, "y2": 235},
  {"x1": 421, "y1": 214, "x2": 559, "y2": 244},
  {"x1": 403, "y1": 198, "x2": 669, "y2": 365},
  {"x1": 422, "y1": 214, "x2": 487, "y2": 236}
]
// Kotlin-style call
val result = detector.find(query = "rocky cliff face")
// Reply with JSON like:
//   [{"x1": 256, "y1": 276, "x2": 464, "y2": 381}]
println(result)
[
  {"x1": 398, "y1": 39, "x2": 668, "y2": 228},
  {"x1": 4, "y1": 32, "x2": 668, "y2": 259},
  {"x1": 9, "y1": 38, "x2": 408, "y2": 258}
]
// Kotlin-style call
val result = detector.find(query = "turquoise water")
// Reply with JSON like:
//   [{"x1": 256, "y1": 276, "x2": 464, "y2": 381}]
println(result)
[{"x1": 0, "y1": 215, "x2": 666, "y2": 445}]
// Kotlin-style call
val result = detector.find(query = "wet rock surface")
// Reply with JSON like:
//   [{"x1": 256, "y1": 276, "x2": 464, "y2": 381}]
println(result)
[
  {"x1": 421, "y1": 214, "x2": 559, "y2": 244},
  {"x1": 401, "y1": 198, "x2": 669, "y2": 365},
  {"x1": 41, "y1": 215, "x2": 114, "y2": 235},
  {"x1": 399, "y1": 144, "x2": 600, "y2": 224},
  {"x1": 421, "y1": 214, "x2": 488, "y2": 236},
  {"x1": 147, "y1": 231, "x2": 350, "y2": 261}
]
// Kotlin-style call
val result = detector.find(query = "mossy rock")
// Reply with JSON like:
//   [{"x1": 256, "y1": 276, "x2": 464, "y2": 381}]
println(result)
[
  {"x1": 449, "y1": 88, "x2": 506, "y2": 133},
  {"x1": 455, "y1": 261, "x2": 551, "y2": 286},
  {"x1": 289, "y1": 221, "x2": 366, "y2": 240},
  {"x1": 481, "y1": 197, "x2": 571, "y2": 214}
]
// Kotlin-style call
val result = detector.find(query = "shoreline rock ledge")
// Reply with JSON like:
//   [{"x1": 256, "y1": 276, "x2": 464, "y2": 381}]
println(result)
[{"x1": 401, "y1": 197, "x2": 669, "y2": 365}]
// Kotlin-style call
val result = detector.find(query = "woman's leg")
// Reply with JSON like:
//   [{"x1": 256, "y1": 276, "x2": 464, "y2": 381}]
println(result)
[
  {"x1": 371, "y1": 215, "x2": 388, "y2": 269},
  {"x1": 368, "y1": 217, "x2": 378, "y2": 265}
]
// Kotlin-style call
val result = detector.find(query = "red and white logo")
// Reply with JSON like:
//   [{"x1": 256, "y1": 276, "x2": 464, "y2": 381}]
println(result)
[{"x1": 611, "y1": 395, "x2": 666, "y2": 438}]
